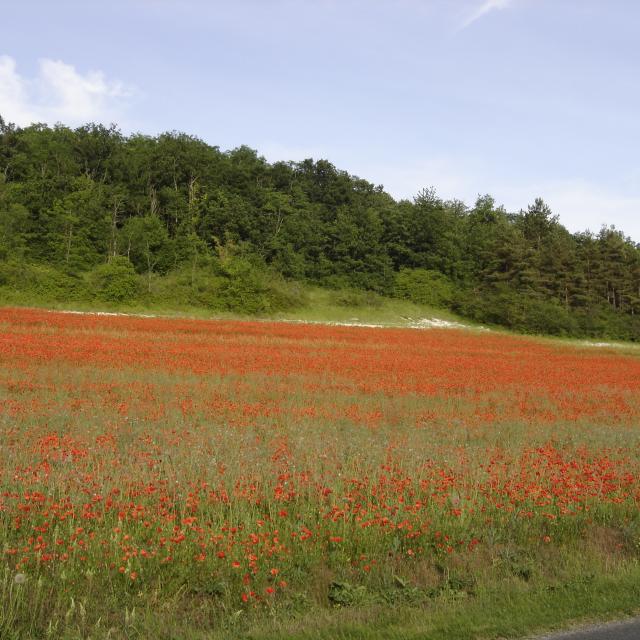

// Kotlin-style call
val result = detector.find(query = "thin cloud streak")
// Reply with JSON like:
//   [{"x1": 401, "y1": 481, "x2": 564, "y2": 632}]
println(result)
[{"x1": 459, "y1": 0, "x2": 514, "y2": 30}]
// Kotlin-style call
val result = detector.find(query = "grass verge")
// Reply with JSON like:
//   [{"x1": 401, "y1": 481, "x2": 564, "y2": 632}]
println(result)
[{"x1": 7, "y1": 560, "x2": 638, "y2": 640}]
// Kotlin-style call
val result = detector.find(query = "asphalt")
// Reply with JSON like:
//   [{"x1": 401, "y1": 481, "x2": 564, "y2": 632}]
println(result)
[{"x1": 533, "y1": 618, "x2": 640, "y2": 639}]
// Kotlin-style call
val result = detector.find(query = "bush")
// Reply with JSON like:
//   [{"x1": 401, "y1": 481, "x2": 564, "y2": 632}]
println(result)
[
  {"x1": 452, "y1": 287, "x2": 578, "y2": 336},
  {"x1": 146, "y1": 253, "x2": 306, "y2": 315},
  {"x1": 150, "y1": 268, "x2": 227, "y2": 309},
  {"x1": 394, "y1": 269, "x2": 454, "y2": 308},
  {"x1": 576, "y1": 306, "x2": 640, "y2": 342},
  {"x1": 329, "y1": 288, "x2": 384, "y2": 308},
  {"x1": 0, "y1": 260, "x2": 89, "y2": 302},
  {"x1": 216, "y1": 256, "x2": 270, "y2": 313},
  {"x1": 216, "y1": 255, "x2": 305, "y2": 314},
  {"x1": 517, "y1": 297, "x2": 578, "y2": 336},
  {"x1": 87, "y1": 258, "x2": 140, "y2": 303},
  {"x1": 452, "y1": 287, "x2": 504, "y2": 329},
  {"x1": 263, "y1": 277, "x2": 308, "y2": 312},
  {"x1": 322, "y1": 270, "x2": 394, "y2": 296}
]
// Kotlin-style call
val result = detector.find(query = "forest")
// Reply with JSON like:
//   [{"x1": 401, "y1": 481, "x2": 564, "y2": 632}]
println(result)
[{"x1": 1, "y1": 116, "x2": 639, "y2": 340}]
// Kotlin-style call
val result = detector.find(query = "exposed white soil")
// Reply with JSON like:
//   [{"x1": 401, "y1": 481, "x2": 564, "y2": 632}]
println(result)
[
  {"x1": 57, "y1": 309, "x2": 159, "y2": 318},
  {"x1": 53, "y1": 308, "x2": 478, "y2": 331},
  {"x1": 410, "y1": 317, "x2": 479, "y2": 330},
  {"x1": 583, "y1": 342, "x2": 617, "y2": 348},
  {"x1": 267, "y1": 316, "x2": 483, "y2": 331}
]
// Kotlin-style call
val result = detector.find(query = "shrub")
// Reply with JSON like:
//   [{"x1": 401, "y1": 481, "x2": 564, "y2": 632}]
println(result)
[
  {"x1": 517, "y1": 297, "x2": 578, "y2": 336},
  {"x1": 576, "y1": 306, "x2": 640, "y2": 342},
  {"x1": 394, "y1": 269, "x2": 454, "y2": 308},
  {"x1": 216, "y1": 256, "x2": 302, "y2": 314},
  {"x1": 151, "y1": 268, "x2": 228, "y2": 309},
  {"x1": 0, "y1": 260, "x2": 89, "y2": 302},
  {"x1": 87, "y1": 257, "x2": 140, "y2": 303},
  {"x1": 330, "y1": 288, "x2": 384, "y2": 308},
  {"x1": 452, "y1": 287, "x2": 578, "y2": 336}
]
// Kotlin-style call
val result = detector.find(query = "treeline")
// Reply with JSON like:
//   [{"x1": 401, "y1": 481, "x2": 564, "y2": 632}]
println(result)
[{"x1": 1, "y1": 116, "x2": 639, "y2": 339}]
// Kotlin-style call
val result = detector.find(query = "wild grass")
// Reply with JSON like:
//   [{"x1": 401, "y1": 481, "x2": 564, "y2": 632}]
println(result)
[
  {"x1": 1, "y1": 308, "x2": 640, "y2": 639},
  {"x1": 0, "y1": 280, "x2": 468, "y2": 327}
]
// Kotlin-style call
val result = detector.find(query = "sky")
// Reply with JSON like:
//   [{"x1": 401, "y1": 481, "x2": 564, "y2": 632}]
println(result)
[{"x1": 1, "y1": 0, "x2": 639, "y2": 240}]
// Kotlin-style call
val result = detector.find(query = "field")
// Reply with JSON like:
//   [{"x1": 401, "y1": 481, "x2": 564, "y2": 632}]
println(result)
[{"x1": 2, "y1": 307, "x2": 640, "y2": 639}]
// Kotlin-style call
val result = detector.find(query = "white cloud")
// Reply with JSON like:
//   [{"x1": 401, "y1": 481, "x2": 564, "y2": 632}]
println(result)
[
  {"x1": 499, "y1": 180, "x2": 640, "y2": 241},
  {"x1": 0, "y1": 55, "x2": 134, "y2": 127},
  {"x1": 459, "y1": 0, "x2": 514, "y2": 30},
  {"x1": 0, "y1": 56, "x2": 35, "y2": 125}
]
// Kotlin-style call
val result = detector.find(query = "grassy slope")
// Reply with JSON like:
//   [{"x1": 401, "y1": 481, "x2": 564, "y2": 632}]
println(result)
[
  {"x1": 5, "y1": 286, "x2": 640, "y2": 358},
  {"x1": 272, "y1": 287, "x2": 464, "y2": 326},
  {"x1": 0, "y1": 288, "x2": 473, "y2": 328},
  {"x1": 0, "y1": 284, "x2": 486, "y2": 328}
]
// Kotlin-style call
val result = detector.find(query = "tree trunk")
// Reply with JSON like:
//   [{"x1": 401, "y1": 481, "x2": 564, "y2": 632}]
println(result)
[
  {"x1": 65, "y1": 226, "x2": 73, "y2": 264},
  {"x1": 146, "y1": 240, "x2": 152, "y2": 293}
]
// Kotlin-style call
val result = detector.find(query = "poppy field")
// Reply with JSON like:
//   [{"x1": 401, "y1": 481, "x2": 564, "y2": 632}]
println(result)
[{"x1": 2, "y1": 307, "x2": 640, "y2": 639}]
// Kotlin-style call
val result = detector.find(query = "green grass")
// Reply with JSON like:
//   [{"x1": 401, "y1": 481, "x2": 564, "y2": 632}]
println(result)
[
  {"x1": 0, "y1": 283, "x2": 470, "y2": 328},
  {"x1": 6, "y1": 558, "x2": 639, "y2": 639},
  {"x1": 273, "y1": 287, "x2": 464, "y2": 326},
  {"x1": 210, "y1": 564, "x2": 640, "y2": 640}
]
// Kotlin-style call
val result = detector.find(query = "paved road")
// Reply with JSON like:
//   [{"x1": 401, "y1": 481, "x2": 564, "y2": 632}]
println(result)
[{"x1": 534, "y1": 618, "x2": 640, "y2": 639}]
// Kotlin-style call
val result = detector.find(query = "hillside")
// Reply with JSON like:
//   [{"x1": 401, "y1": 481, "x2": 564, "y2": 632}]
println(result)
[{"x1": 1, "y1": 117, "x2": 639, "y2": 340}]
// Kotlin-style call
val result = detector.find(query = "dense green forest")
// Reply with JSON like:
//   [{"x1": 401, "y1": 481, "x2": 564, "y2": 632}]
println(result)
[{"x1": 1, "y1": 116, "x2": 639, "y2": 339}]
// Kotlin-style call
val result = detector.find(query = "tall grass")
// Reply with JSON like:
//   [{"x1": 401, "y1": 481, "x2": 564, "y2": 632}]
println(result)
[{"x1": 1, "y1": 308, "x2": 640, "y2": 638}]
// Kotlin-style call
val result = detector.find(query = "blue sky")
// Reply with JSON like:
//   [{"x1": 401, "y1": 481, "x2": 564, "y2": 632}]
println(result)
[{"x1": 1, "y1": 0, "x2": 639, "y2": 239}]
